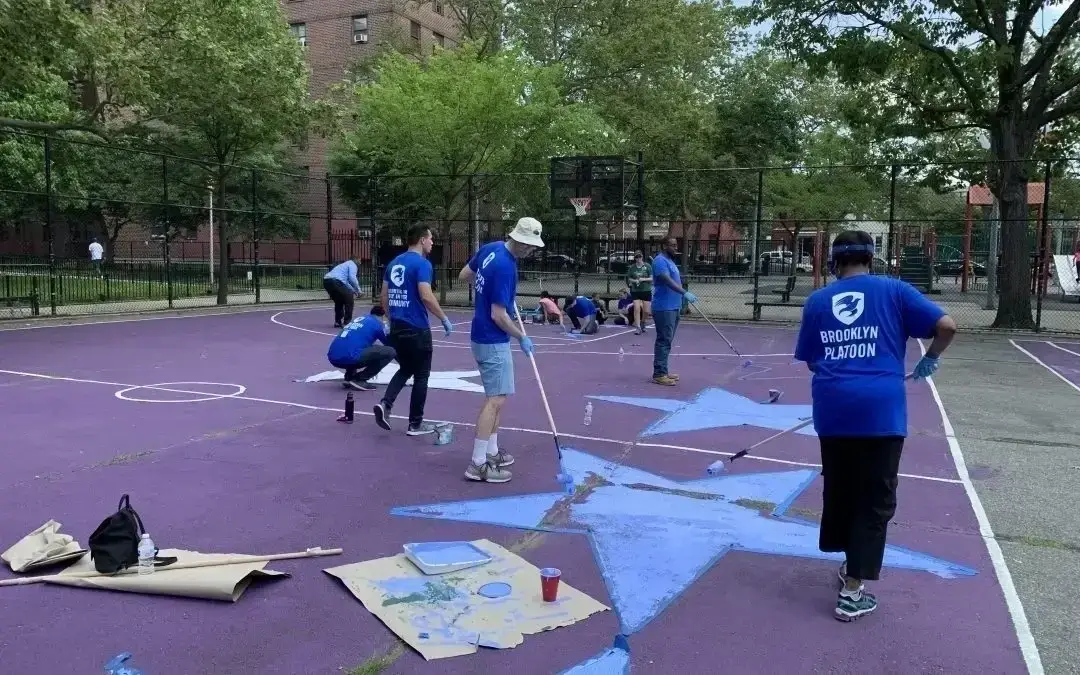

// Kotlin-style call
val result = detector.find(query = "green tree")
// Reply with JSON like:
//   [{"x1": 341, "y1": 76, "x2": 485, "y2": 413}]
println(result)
[
  {"x1": 79, "y1": 0, "x2": 310, "y2": 302},
  {"x1": 328, "y1": 44, "x2": 612, "y2": 300},
  {"x1": 756, "y1": 0, "x2": 1080, "y2": 328}
]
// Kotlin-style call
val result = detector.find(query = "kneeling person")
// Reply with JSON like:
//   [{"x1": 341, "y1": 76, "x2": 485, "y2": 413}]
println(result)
[
  {"x1": 327, "y1": 306, "x2": 396, "y2": 391},
  {"x1": 564, "y1": 295, "x2": 599, "y2": 334}
]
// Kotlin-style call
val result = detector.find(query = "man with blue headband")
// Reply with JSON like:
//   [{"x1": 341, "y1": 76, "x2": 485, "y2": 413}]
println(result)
[{"x1": 794, "y1": 229, "x2": 957, "y2": 623}]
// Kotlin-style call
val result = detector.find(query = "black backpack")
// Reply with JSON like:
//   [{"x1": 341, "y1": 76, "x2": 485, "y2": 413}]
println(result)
[{"x1": 89, "y1": 494, "x2": 148, "y2": 574}]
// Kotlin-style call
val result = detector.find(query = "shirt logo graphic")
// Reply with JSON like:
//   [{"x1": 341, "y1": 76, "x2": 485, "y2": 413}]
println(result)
[
  {"x1": 831, "y1": 291, "x2": 864, "y2": 326},
  {"x1": 481, "y1": 252, "x2": 496, "y2": 269},
  {"x1": 390, "y1": 264, "x2": 406, "y2": 287}
]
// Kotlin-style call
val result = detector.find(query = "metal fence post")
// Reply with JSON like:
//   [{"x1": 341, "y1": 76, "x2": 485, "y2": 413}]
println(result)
[
  {"x1": 751, "y1": 169, "x2": 764, "y2": 320},
  {"x1": 370, "y1": 176, "x2": 379, "y2": 300},
  {"x1": 467, "y1": 174, "x2": 475, "y2": 305},
  {"x1": 43, "y1": 134, "x2": 57, "y2": 316},
  {"x1": 1035, "y1": 160, "x2": 1052, "y2": 331},
  {"x1": 252, "y1": 169, "x2": 261, "y2": 304},
  {"x1": 325, "y1": 175, "x2": 334, "y2": 267},
  {"x1": 887, "y1": 164, "x2": 898, "y2": 276},
  {"x1": 162, "y1": 155, "x2": 173, "y2": 308}
]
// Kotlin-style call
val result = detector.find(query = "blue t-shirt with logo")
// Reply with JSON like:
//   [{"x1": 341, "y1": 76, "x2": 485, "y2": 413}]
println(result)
[
  {"x1": 327, "y1": 315, "x2": 388, "y2": 365},
  {"x1": 469, "y1": 241, "x2": 518, "y2": 344},
  {"x1": 569, "y1": 296, "x2": 596, "y2": 318},
  {"x1": 794, "y1": 274, "x2": 945, "y2": 438},
  {"x1": 384, "y1": 251, "x2": 433, "y2": 329},
  {"x1": 651, "y1": 253, "x2": 682, "y2": 311},
  {"x1": 618, "y1": 296, "x2": 633, "y2": 312}
]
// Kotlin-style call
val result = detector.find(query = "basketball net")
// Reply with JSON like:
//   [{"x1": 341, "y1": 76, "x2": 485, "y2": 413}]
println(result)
[{"x1": 569, "y1": 197, "x2": 592, "y2": 217}]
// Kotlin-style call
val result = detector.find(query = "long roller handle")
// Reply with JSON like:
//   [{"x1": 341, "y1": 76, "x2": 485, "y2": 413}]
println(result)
[
  {"x1": 0, "y1": 546, "x2": 343, "y2": 587},
  {"x1": 512, "y1": 303, "x2": 562, "y2": 456}
]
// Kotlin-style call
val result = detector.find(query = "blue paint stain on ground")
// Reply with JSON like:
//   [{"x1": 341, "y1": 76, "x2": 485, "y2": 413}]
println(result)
[
  {"x1": 392, "y1": 448, "x2": 976, "y2": 636},
  {"x1": 587, "y1": 387, "x2": 815, "y2": 437},
  {"x1": 392, "y1": 492, "x2": 570, "y2": 532}
]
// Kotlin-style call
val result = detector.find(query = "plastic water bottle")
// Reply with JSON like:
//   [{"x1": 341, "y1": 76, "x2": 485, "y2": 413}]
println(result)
[
  {"x1": 137, "y1": 533, "x2": 155, "y2": 576},
  {"x1": 584, "y1": 401, "x2": 593, "y2": 426},
  {"x1": 618, "y1": 347, "x2": 625, "y2": 362}
]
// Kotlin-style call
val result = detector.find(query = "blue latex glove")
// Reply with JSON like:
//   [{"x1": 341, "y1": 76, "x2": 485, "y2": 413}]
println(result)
[
  {"x1": 913, "y1": 354, "x2": 940, "y2": 381},
  {"x1": 684, "y1": 291, "x2": 698, "y2": 304},
  {"x1": 441, "y1": 317, "x2": 453, "y2": 336},
  {"x1": 518, "y1": 335, "x2": 535, "y2": 356}
]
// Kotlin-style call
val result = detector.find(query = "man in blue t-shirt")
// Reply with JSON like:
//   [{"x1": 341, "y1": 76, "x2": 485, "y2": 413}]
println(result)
[
  {"x1": 456, "y1": 217, "x2": 542, "y2": 483},
  {"x1": 650, "y1": 237, "x2": 697, "y2": 386},
  {"x1": 323, "y1": 256, "x2": 363, "y2": 327},
  {"x1": 326, "y1": 306, "x2": 396, "y2": 391},
  {"x1": 794, "y1": 229, "x2": 956, "y2": 623},
  {"x1": 564, "y1": 295, "x2": 599, "y2": 334},
  {"x1": 374, "y1": 224, "x2": 454, "y2": 436}
]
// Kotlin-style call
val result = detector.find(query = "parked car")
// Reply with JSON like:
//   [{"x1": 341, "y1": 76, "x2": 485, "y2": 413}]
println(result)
[{"x1": 933, "y1": 259, "x2": 987, "y2": 278}]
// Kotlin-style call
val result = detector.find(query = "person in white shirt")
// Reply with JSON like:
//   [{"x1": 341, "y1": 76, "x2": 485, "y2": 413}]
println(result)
[{"x1": 88, "y1": 239, "x2": 104, "y2": 277}]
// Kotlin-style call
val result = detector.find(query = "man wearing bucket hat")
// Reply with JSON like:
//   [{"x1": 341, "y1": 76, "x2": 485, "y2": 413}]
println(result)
[{"x1": 457, "y1": 217, "x2": 544, "y2": 483}]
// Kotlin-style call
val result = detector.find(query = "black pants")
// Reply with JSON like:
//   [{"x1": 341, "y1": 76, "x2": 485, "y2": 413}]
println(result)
[
  {"x1": 381, "y1": 320, "x2": 433, "y2": 426},
  {"x1": 569, "y1": 314, "x2": 599, "y2": 334},
  {"x1": 333, "y1": 345, "x2": 396, "y2": 382},
  {"x1": 323, "y1": 278, "x2": 354, "y2": 325},
  {"x1": 818, "y1": 436, "x2": 904, "y2": 581}
]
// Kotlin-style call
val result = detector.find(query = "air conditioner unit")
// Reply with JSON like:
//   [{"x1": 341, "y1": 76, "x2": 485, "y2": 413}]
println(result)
[{"x1": 354, "y1": 33, "x2": 368, "y2": 43}]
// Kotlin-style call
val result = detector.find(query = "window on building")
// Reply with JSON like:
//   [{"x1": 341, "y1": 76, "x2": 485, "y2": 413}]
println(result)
[
  {"x1": 352, "y1": 15, "x2": 369, "y2": 43},
  {"x1": 288, "y1": 23, "x2": 307, "y2": 47},
  {"x1": 433, "y1": 32, "x2": 445, "y2": 48},
  {"x1": 433, "y1": 0, "x2": 444, "y2": 15},
  {"x1": 410, "y1": 20, "x2": 421, "y2": 44}
]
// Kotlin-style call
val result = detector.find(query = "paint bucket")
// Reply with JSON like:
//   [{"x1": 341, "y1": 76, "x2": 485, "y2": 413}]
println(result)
[{"x1": 434, "y1": 423, "x2": 454, "y2": 446}]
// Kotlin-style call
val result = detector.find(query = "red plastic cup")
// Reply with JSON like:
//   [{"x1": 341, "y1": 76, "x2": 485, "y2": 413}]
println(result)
[{"x1": 540, "y1": 567, "x2": 561, "y2": 602}]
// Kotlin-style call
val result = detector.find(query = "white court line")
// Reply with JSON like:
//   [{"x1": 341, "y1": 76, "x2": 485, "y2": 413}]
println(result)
[
  {"x1": 1010, "y1": 339, "x2": 1080, "y2": 395},
  {"x1": 0, "y1": 304, "x2": 304, "y2": 332},
  {"x1": 925, "y1": 340, "x2": 1044, "y2": 674},
  {"x1": 0, "y1": 366, "x2": 961, "y2": 485},
  {"x1": 1046, "y1": 341, "x2": 1080, "y2": 359}
]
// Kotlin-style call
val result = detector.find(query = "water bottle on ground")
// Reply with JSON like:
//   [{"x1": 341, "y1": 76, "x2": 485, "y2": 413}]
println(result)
[
  {"x1": 584, "y1": 401, "x2": 593, "y2": 426},
  {"x1": 618, "y1": 347, "x2": 625, "y2": 362},
  {"x1": 137, "y1": 533, "x2": 155, "y2": 576}
]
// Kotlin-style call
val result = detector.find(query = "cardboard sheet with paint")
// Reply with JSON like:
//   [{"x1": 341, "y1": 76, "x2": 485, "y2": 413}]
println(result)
[{"x1": 324, "y1": 538, "x2": 608, "y2": 660}]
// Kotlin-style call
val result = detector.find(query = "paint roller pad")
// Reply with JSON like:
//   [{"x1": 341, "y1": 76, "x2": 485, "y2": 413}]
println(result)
[{"x1": 742, "y1": 359, "x2": 753, "y2": 368}]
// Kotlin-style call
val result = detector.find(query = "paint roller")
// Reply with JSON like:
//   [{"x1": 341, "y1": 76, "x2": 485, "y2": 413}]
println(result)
[{"x1": 688, "y1": 301, "x2": 753, "y2": 368}]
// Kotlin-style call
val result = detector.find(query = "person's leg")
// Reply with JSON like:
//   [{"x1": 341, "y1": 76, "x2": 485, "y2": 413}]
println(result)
[
  {"x1": 354, "y1": 345, "x2": 396, "y2": 381},
  {"x1": 466, "y1": 342, "x2": 515, "y2": 482},
  {"x1": 324, "y1": 278, "x2": 344, "y2": 326},
  {"x1": 846, "y1": 437, "x2": 903, "y2": 582},
  {"x1": 633, "y1": 299, "x2": 643, "y2": 332},
  {"x1": 342, "y1": 290, "x2": 355, "y2": 324},
  {"x1": 836, "y1": 436, "x2": 902, "y2": 621},
  {"x1": 568, "y1": 312, "x2": 582, "y2": 331},
  {"x1": 405, "y1": 329, "x2": 434, "y2": 434},
  {"x1": 652, "y1": 310, "x2": 676, "y2": 382},
  {"x1": 818, "y1": 437, "x2": 855, "y2": 572},
  {"x1": 643, "y1": 299, "x2": 652, "y2": 331},
  {"x1": 375, "y1": 325, "x2": 417, "y2": 430}
]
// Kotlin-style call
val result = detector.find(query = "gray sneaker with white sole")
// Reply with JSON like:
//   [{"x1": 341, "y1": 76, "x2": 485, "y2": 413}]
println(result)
[{"x1": 465, "y1": 460, "x2": 512, "y2": 483}]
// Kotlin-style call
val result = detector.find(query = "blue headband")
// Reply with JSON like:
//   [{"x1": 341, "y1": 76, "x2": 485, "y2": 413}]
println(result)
[{"x1": 830, "y1": 243, "x2": 875, "y2": 256}]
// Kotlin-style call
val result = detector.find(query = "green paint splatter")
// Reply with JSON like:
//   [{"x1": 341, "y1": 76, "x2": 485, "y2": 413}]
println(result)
[
  {"x1": 734, "y1": 498, "x2": 777, "y2": 512},
  {"x1": 381, "y1": 581, "x2": 460, "y2": 607}
]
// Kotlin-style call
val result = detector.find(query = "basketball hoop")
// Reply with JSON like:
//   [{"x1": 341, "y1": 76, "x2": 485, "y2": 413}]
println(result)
[{"x1": 569, "y1": 197, "x2": 592, "y2": 217}]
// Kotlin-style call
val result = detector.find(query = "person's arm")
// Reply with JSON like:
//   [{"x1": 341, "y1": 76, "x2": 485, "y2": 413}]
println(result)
[
  {"x1": 416, "y1": 261, "x2": 448, "y2": 322},
  {"x1": 793, "y1": 300, "x2": 819, "y2": 373},
  {"x1": 347, "y1": 261, "x2": 361, "y2": 295},
  {"x1": 925, "y1": 315, "x2": 957, "y2": 357},
  {"x1": 459, "y1": 251, "x2": 480, "y2": 282},
  {"x1": 654, "y1": 258, "x2": 686, "y2": 294},
  {"x1": 490, "y1": 304, "x2": 526, "y2": 340}
]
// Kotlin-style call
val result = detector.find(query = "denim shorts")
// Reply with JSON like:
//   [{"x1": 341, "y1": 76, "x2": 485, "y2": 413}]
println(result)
[{"x1": 471, "y1": 341, "x2": 515, "y2": 397}]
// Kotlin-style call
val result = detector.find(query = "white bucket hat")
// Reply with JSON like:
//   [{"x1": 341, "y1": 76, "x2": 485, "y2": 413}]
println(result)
[{"x1": 509, "y1": 217, "x2": 545, "y2": 248}]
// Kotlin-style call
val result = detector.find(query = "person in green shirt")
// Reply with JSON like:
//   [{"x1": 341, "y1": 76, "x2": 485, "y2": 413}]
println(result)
[{"x1": 625, "y1": 251, "x2": 652, "y2": 335}]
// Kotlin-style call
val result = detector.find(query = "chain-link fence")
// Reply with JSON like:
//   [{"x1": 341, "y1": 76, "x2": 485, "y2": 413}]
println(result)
[{"x1": 3, "y1": 130, "x2": 1079, "y2": 332}]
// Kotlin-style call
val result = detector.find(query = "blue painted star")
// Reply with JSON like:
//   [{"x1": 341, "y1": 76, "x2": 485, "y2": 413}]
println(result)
[
  {"x1": 588, "y1": 387, "x2": 817, "y2": 437},
  {"x1": 391, "y1": 449, "x2": 976, "y2": 636}
]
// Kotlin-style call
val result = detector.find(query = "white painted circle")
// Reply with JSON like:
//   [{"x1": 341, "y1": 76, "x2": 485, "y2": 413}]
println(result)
[{"x1": 114, "y1": 381, "x2": 247, "y2": 404}]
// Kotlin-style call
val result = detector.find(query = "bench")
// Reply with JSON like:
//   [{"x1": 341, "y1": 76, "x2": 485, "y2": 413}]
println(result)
[
  {"x1": 766, "y1": 275, "x2": 799, "y2": 302},
  {"x1": 1, "y1": 293, "x2": 41, "y2": 317},
  {"x1": 745, "y1": 299, "x2": 804, "y2": 321}
]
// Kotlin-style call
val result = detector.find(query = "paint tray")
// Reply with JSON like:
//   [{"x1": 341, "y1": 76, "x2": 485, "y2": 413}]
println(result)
[{"x1": 403, "y1": 541, "x2": 493, "y2": 576}]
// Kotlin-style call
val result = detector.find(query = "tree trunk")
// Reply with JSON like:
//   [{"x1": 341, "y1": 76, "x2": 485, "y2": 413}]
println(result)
[{"x1": 990, "y1": 119, "x2": 1035, "y2": 329}]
